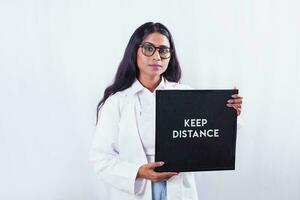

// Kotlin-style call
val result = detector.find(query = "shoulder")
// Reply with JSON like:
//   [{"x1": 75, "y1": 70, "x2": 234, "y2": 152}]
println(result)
[
  {"x1": 101, "y1": 89, "x2": 131, "y2": 114},
  {"x1": 100, "y1": 91, "x2": 124, "y2": 113},
  {"x1": 104, "y1": 91, "x2": 122, "y2": 105}
]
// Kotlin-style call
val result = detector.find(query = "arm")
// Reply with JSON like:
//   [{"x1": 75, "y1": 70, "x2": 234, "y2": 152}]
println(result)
[{"x1": 89, "y1": 95, "x2": 144, "y2": 195}]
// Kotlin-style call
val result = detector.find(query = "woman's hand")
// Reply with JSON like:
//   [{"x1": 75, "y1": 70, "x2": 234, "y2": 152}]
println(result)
[
  {"x1": 137, "y1": 161, "x2": 178, "y2": 182},
  {"x1": 226, "y1": 87, "x2": 243, "y2": 116}
]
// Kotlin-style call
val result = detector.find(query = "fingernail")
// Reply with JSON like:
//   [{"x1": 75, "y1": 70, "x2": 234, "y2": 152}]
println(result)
[
  {"x1": 227, "y1": 100, "x2": 233, "y2": 103},
  {"x1": 160, "y1": 162, "x2": 164, "y2": 165},
  {"x1": 226, "y1": 104, "x2": 231, "y2": 107},
  {"x1": 232, "y1": 94, "x2": 237, "y2": 98}
]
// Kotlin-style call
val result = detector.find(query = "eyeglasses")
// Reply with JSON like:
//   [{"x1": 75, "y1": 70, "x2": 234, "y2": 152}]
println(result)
[{"x1": 139, "y1": 42, "x2": 173, "y2": 59}]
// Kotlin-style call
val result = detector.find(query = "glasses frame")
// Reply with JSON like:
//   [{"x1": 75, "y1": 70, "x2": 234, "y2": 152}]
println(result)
[{"x1": 139, "y1": 42, "x2": 173, "y2": 59}]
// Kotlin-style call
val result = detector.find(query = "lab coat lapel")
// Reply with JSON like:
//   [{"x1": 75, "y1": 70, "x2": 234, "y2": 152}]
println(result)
[
  {"x1": 119, "y1": 92, "x2": 148, "y2": 165},
  {"x1": 122, "y1": 79, "x2": 184, "y2": 200}
]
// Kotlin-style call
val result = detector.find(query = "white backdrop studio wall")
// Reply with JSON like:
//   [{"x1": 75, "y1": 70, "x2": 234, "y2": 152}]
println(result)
[{"x1": 0, "y1": 0, "x2": 299, "y2": 200}]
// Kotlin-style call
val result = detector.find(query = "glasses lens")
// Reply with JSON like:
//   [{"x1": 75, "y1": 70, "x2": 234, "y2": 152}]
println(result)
[
  {"x1": 141, "y1": 43, "x2": 172, "y2": 59},
  {"x1": 142, "y1": 44, "x2": 155, "y2": 56},
  {"x1": 158, "y1": 47, "x2": 171, "y2": 59}
]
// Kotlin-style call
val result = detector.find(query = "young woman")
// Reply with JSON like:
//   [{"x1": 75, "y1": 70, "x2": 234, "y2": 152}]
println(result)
[{"x1": 89, "y1": 22, "x2": 243, "y2": 200}]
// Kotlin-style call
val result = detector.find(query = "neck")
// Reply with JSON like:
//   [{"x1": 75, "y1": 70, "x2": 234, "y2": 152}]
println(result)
[{"x1": 138, "y1": 74, "x2": 162, "y2": 93}]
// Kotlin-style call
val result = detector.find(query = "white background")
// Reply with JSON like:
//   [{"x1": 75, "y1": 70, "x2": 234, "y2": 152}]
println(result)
[{"x1": 0, "y1": 0, "x2": 299, "y2": 199}]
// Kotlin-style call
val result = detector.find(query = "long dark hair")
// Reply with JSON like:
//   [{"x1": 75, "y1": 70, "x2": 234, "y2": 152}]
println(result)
[{"x1": 96, "y1": 22, "x2": 182, "y2": 124}]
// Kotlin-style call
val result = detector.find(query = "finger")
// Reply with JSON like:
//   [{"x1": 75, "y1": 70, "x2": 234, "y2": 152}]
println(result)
[
  {"x1": 231, "y1": 94, "x2": 243, "y2": 99},
  {"x1": 156, "y1": 172, "x2": 178, "y2": 176},
  {"x1": 147, "y1": 161, "x2": 164, "y2": 169},
  {"x1": 227, "y1": 99, "x2": 243, "y2": 104},
  {"x1": 153, "y1": 172, "x2": 178, "y2": 180},
  {"x1": 228, "y1": 103, "x2": 242, "y2": 108},
  {"x1": 232, "y1": 105, "x2": 242, "y2": 115},
  {"x1": 234, "y1": 103, "x2": 242, "y2": 108},
  {"x1": 232, "y1": 104, "x2": 241, "y2": 110},
  {"x1": 227, "y1": 104, "x2": 241, "y2": 110},
  {"x1": 237, "y1": 108, "x2": 241, "y2": 116},
  {"x1": 228, "y1": 103, "x2": 242, "y2": 109},
  {"x1": 152, "y1": 172, "x2": 178, "y2": 178}
]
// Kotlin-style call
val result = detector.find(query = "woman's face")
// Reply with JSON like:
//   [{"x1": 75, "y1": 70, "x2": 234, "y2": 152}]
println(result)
[{"x1": 137, "y1": 32, "x2": 171, "y2": 79}]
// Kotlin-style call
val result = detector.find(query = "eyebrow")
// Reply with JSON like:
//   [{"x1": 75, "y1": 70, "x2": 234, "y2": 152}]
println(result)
[{"x1": 143, "y1": 42, "x2": 170, "y2": 48}]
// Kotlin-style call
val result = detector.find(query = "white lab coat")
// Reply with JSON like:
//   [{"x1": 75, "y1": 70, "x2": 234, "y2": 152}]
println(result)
[{"x1": 89, "y1": 79, "x2": 200, "y2": 200}]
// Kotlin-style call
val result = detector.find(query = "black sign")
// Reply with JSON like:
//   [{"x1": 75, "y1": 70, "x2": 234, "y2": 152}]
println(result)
[{"x1": 155, "y1": 90, "x2": 238, "y2": 172}]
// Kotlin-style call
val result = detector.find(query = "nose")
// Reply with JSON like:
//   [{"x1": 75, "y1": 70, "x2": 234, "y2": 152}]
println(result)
[{"x1": 152, "y1": 49, "x2": 161, "y2": 61}]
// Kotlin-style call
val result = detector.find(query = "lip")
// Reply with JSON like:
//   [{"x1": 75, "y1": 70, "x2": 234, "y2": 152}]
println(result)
[{"x1": 149, "y1": 64, "x2": 162, "y2": 67}]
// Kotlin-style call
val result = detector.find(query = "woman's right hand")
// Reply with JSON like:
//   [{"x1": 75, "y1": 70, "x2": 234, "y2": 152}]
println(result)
[{"x1": 137, "y1": 161, "x2": 179, "y2": 182}]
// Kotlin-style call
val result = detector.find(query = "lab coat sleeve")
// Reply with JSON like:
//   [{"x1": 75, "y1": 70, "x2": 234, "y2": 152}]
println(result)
[{"x1": 89, "y1": 94, "x2": 143, "y2": 195}]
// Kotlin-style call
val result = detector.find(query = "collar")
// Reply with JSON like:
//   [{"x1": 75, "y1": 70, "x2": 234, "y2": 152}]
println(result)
[{"x1": 130, "y1": 76, "x2": 167, "y2": 95}]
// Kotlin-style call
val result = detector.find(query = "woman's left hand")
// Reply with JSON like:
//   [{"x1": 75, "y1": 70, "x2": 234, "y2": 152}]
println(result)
[{"x1": 226, "y1": 88, "x2": 243, "y2": 116}]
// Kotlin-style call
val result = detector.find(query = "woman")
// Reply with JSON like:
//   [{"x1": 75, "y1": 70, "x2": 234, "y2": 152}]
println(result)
[{"x1": 89, "y1": 22, "x2": 243, "y2": 200}]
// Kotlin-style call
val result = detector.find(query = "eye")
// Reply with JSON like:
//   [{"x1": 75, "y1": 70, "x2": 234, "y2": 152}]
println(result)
[
  {"x1": 143, "y1": 44, "x2": 154, "y2": 52},
  {"x1": 158, "y1": 48, "x2": 170, "y2": 54}
]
